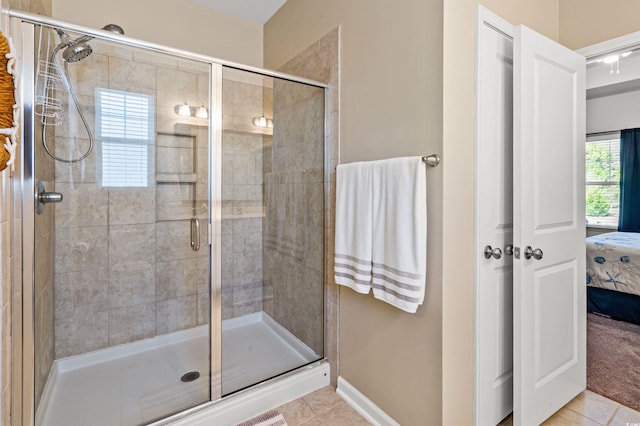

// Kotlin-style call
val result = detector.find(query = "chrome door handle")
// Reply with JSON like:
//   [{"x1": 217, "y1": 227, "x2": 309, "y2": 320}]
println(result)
[
  {"x1": 484, "y1": 245, "x2": 503, "y2": 260},
  {"x1": 191, "y1": 216, "x2": 200, "y2": 251},
  {"x1": 505, "y1": 244, "x2": 514, "y2": 256},
  {"x1": 524, "y1": 246, "x2": 543, "y2": 260}
]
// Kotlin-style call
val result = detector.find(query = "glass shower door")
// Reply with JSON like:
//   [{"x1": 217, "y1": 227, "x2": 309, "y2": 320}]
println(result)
[
  {"x1": 29, "y1": 23, "x2": 212, "y2": 425},
  {"x1": 219, "y1": 67, "x2": 325, "y2": 395}
]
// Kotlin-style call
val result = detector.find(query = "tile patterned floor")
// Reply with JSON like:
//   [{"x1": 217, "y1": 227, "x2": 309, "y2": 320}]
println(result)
[
  {"x1": 270, "y1": 386, "x2": 640, "y2": 426},
  {"x1": 500, "y1": 390, "x2": 640, "y2": 426},
  {"x1": 276, "y1": 386, "x2": 371, "y2": 425}
]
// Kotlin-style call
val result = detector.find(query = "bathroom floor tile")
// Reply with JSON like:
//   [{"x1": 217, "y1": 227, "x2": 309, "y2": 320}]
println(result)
[
  {"x1": 609, "y1": 405, "x2": 640, "y2": 426},
  {"x1": 278, "y1": 398, "x2": 316, "y2": 426},
  {"x1": 564, "y1": 390, "x2": 618, "y2": 424},
  {"x1": 302, "y1": 385, "x2": 345, "y2": 414},
  {"x1": 541, "y1": 406, "x2": 601, "y2": 426},
  {"x1": 276, "y1": 387, "x2": 371, "y2": 426},
  {"x1": 299, "y1": 401, "x2": 370, "y2": 426}
]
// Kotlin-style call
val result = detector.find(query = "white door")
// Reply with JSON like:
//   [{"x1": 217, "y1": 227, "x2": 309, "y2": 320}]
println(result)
[
  {"x1": 475, "y1": 8, "x2": 515, "y2": 426},
  {"x1": 513, "y1": 24, "x2": 586, "y2": 426}
]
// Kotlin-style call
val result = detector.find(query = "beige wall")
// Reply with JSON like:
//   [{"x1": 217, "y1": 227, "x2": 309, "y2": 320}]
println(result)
[
  {"x1": 442, "y1": 0, "x2": 559, "y2": 424},
  {"x1": 265, "y1": 2, "x2": 443, "y2": 425},
  {"x1": 52, "y1": 0, "x2": 263, "y2": 67},
  {"x1": 6, "y1": 0, "x2": 51, "y2": 15},
  {"x1": 560, "y1": 0, "x2": 640, "y2": 50}
]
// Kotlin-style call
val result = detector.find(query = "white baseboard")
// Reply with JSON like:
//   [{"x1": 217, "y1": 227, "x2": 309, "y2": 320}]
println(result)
[{"x1": 336, "y1": 376, "x2": 400, "y2": 426}]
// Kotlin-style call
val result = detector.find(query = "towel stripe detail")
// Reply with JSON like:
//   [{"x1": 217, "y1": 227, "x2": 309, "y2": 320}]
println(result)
[
  {"x1": 372, "y1": 273, "x2": 423, "y2": 291},
  {"x1": 334, "y1": 261, "x2": 371, "y2": 276},
  {"x1": 372, "y1": 262, "x2": 422, "y2": 279},
  {"x1": 335, "y1": 272, "x2": 373, "y2": 286},
  {"x1": 371, "y1": 283, "x2": 423, "y2": 303},
  {"x1": 335, "y1": 253, "x2": 372, "y2": 266}
]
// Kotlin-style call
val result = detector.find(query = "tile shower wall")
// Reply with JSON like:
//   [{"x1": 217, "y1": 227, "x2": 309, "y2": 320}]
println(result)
[
  {"x1": 34, "y1": 127, "x2": 56, "y2": 407},
  {"x1": 221, "y1": 70, "x2": 270, "y2": 319},
  {"x1": 262, "y1": 31, "x2": 336, "y2": 357},
  {"x1": 33, "y1": 31, "x2": 58, "y2": 409},
  {"x1": 275, "y1": 29, "x2": 340, "y2": 382},
  {"x1": 53, "y1": 41, "x2": 210, "y2": 358}
]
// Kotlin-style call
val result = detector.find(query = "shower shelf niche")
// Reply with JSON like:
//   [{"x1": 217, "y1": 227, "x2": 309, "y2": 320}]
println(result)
[{"x1": 155, "y1": 132, "x2": 197, "y2": 183}]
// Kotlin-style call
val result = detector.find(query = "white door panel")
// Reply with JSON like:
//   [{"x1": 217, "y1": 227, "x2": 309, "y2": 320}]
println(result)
[
  {"x1": 513, "y1": 24, "x2": 586, "y2": 426},
  {"x1": 475, "y1": 9, "x2": 515, "y2": 425}
]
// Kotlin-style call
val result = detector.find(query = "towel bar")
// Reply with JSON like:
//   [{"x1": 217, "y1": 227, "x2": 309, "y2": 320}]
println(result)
[{"x1": 422, "y1": 154, "x2": 440, "y2": 167}]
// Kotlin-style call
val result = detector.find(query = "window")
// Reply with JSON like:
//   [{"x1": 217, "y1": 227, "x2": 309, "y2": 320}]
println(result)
[
  {"x1": 96, "y1": 88, "x2": 154, "y2": 187},
  {"x1": 586, "y1": 133, "x2": 620, "y2": 227}
]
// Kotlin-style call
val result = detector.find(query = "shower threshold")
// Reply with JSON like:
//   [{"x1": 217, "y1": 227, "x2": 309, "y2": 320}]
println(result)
[{"x1": 36, "y1": 311, "x2": 321, "y2": 426}]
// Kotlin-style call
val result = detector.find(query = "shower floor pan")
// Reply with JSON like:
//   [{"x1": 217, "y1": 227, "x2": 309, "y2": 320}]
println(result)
[{"x1": 36, "y1": 312, "x2": 319, "y2": 426}]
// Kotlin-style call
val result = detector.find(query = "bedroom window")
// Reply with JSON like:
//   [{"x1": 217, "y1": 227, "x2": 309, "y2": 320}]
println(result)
[
  {"x1": 586, "y1": 133, "x2": 620, "y2": 228},
  {"x1": 96, "y1": 88, "x2": 155, "y2": 188}
]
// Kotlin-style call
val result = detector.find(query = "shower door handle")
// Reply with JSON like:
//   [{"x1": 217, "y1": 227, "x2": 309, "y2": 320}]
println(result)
[
  {"x1": 36, "y1": 180, "x2": 63, "y2": 214},
  {"x1": 191, "y1": 216, "x2": 200, "y2": 251}
]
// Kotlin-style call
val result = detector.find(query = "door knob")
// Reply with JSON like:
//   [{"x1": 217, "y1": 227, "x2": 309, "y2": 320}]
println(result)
[
  {"x1": 505, "y1": 244, "x2": 514, "y2": 256},
  {"x1": 484, "y1": 245, "x2": 503, "y2": 260},
  {"x1": 524, "y1": 246, "x2": 543, "y2": 260}
]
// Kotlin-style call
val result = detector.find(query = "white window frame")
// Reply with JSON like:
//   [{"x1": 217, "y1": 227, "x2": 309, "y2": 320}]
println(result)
[{"x1": 585, "y1": 131, "x2": 620, "y2": 229}]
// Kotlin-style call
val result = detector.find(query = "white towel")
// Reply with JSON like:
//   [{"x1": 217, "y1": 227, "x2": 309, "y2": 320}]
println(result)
[
  {"x1": 370, "y1": 157, "x2": 427, "y2": 313},
  {"x1": 334, "y1": 161, "x2": 373, "y2": 294}
]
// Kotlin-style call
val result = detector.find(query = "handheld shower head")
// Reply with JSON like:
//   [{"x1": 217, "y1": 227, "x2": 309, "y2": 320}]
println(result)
[
  {"x1": 62, "y1": 42, "x2": 93, "y2": 63},
  {"x1": 56, "y1": 23, "x2": 124, "y2": 63}
]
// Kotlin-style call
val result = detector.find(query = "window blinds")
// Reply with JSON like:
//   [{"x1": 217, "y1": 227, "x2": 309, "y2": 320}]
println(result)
[{"x1": 96, "y1": 88, "x2": 154, "y2": 187}]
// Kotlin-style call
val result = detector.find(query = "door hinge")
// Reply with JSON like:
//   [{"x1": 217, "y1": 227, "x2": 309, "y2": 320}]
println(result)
[{"x1": 208, "y1": 223, "x2": 212, "y2": 245}]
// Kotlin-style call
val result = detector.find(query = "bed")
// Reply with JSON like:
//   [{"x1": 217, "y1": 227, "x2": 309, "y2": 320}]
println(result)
[{"x1": 586, "y1": 231, "x2": 640, "y2": 325}]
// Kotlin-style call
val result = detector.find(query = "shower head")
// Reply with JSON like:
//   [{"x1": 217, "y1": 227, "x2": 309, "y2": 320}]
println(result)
[
  {"x1": 62, "y1": 42, "x2": 93, "y2": 63},
  {"x1": 55, "y1": 23, "x2": 125, "y2": 63}
]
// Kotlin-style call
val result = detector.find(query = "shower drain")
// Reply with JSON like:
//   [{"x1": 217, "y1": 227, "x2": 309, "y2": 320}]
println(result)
[{"x1": 181, "y1": 371, "x2": 200, "y2": 382}]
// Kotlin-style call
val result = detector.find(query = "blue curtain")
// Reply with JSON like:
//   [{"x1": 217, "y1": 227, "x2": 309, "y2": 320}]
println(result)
[{"x1": 619, "y1": 128, "x2": 640, "y2": 231}]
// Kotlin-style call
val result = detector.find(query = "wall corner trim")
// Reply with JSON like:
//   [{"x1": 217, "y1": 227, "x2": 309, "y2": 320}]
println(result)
[{"x1": 336, "y1": 376, "x2": 400, "y2": 426}]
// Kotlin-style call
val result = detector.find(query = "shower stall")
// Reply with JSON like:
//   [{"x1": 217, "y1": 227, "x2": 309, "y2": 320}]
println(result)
[{"x1": 10, "y1": 11, "x2": 328, "y2": 426}]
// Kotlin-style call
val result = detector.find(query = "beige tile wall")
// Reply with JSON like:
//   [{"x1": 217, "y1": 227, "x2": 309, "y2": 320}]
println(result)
[
  {"x1": 54, "y1": 40, "x2": 285, "y2": 357},
  {"x1": 268, "y1": 28, "x2": 339, "y2": 376},
  {"x1": 221, "y1": 69, "x2": 270, "y2": 319},
  {"x1": 33, "y1": 33, "x2": 57, "y2": 409},
  {"x1": 53, "y1": 40, "x2": 211, "y2": 358}
]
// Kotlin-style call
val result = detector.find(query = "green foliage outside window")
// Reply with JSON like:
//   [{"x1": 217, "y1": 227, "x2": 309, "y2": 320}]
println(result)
[
  {"x1": 586, "y1": 187, "x2": 610, "y2": 217},
  {"x1": 585, "y1": 140, "x2": 619, "y2": 219}
]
